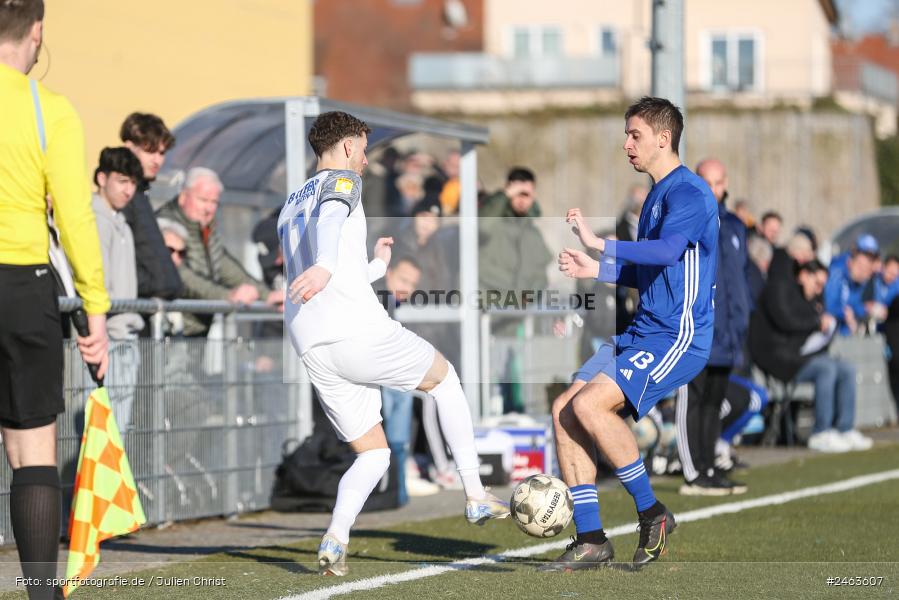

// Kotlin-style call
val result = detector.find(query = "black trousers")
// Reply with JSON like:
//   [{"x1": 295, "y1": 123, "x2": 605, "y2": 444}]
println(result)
[
  {"x1": 676, "y1": 365, "x2": 732, "y2": 482},
  {"x1": 887, "y1": 298, "x2": 899, "y2": 414}
]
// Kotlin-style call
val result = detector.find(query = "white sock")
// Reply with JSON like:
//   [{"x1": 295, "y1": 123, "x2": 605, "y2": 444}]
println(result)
[
  {"x1": 715, "y1": 439, "x2": 730, "y2": 456},
  {"x1": 326, "y1": 447, "x2": 391, "y2": 544},
  {"x1": 429, "y1": 363, "x2": 486, "y2": 500}
]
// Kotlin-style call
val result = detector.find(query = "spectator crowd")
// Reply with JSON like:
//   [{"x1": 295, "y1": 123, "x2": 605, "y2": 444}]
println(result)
[{"x1": 47, "y1": 111, "x2": 899, "y2": 501}]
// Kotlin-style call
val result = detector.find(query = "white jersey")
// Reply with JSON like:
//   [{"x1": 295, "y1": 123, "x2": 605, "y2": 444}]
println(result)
[{"x1": 278, "y1": 169, "x2": 389, "y2": 355}]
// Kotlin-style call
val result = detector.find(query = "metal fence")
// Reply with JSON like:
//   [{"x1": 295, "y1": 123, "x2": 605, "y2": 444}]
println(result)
[
  {"x1": 0, "y1": 296, "x2": 893, "y2": 545},
  {"x1": 475, "y1": 309, "x2": 898, "y2": 432},
  {"x1": 0, "y1": 299, "x2": 306, "y2": 545},
  {"x1": 479, "y1": 308, "x2": 583, "y2": 418}
]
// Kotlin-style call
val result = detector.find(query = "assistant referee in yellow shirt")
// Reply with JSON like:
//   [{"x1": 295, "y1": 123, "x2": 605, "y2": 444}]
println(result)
[{"x1": 0, "y1": 2, "x2": 110, "y2": 598}]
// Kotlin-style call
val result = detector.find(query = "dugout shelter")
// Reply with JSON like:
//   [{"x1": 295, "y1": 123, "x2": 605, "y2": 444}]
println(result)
[{"x1": 151, "y1": 97, "x2": 489, "y2": 429}]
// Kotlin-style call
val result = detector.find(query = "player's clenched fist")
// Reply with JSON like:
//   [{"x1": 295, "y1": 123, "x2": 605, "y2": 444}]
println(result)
[
  {"x1": 373, "y1": 236, "x2": 394, "y2": 266},
  {"x1": 558, "y1": 247, "x2": 599, "y2": 279},
  {"x1": 289, "y1": 265, "x2": 332, "y2": 303}
]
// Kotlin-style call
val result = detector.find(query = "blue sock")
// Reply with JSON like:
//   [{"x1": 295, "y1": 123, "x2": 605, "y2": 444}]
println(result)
[
  {"x1": 722, "y1": 376, "x2": 769, "y2": 442},
  {"x1": 570, "y1": 484, "x2": 602, "y2": 534},
  {"x1": 615, "y1": 458, "x2": 657, "y2": 513}
]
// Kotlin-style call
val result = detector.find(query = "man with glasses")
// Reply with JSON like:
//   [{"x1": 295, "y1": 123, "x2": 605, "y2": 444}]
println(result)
[
  {"x1": 479, "y1": 167, "x2": 552, "y2": 294},
  {"x1": 157, "y1": 218, "x2": 188, "y2": 265},
  {"x1": 478, "y1": 167, "x2": 552, "y2": 412},
  {"x1": 156, "y1": 167, "x2": 283, "y2": 337}
]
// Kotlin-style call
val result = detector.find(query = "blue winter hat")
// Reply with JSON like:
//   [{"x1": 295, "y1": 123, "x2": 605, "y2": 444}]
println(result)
[{"x1": 854, "y1": 233, "x2": 880, "y2": 256}]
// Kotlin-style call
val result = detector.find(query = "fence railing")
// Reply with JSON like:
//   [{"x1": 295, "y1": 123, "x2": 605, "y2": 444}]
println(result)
[
  {"x1": 0, "y1": 298, "x2": 892, "y2": 546},
  {"x1": 0, "y1": 300, "x2": 307, "y2": 546},
  {"x1": 479, "y1": 307, "x2": 584, "y2": 417}
]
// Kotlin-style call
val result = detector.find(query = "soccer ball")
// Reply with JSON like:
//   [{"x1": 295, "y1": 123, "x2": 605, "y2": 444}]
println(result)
[
  {"x1": 631, "y1": 417, "x2": 659, "y2": 454},
  {"x1": 510, "y1": 474, "x2": 573, "y2": 538}
]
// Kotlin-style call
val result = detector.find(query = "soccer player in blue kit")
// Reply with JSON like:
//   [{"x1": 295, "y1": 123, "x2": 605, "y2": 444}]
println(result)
[{"x1": 541, "y1": 97, "x2": 719, "y2": 570}]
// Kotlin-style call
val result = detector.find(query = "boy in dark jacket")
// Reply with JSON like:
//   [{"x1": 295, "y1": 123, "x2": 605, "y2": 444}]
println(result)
[{"x1": 120, "y1": 112, "x2": 182, "y2": 300}]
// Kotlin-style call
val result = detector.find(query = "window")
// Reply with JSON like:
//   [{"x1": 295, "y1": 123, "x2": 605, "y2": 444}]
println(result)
[
  {"x1": 513, "y1": 28, "x2": 531, "y2": 58},
  {"x1": 706, "y1": 32, "x2": 760, "y2": 92},
  {"x1": 711, "y1": 37, "x2": 728, "y2": 87},
  {"x1": 738, "y1": 38, "x2": 755, "y2": 89},
  {"x1": 509, "y1": 26, "x2": 564, "y2": 58},
  {"x1": 542, "y1": 28, "x2": 563, "y2": 57},
  {"x1": 598, "y1": 26, "x2": 617, "y2": 57}
]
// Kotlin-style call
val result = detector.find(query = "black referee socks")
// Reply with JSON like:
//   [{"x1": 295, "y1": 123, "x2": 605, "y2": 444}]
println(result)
[{"x1": 11, "y1": 466, "x2": 61, "y2": 600}]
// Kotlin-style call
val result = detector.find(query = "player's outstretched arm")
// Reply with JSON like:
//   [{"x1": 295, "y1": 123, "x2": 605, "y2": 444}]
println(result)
[
  {"x1": 559, "y1": 248, "x2": 599, "y2": 279},
  {"x1": 603, "y1": 234, "x2": 688, "y2": 267},
  {"x1": 566, "y1": 208, "x2": 605, "y2": 252}
]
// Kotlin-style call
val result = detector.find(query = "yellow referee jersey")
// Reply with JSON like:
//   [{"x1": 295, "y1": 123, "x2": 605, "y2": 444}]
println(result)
[{"x1": 0, "y1": 62, "x2": 109, "y2": 314}]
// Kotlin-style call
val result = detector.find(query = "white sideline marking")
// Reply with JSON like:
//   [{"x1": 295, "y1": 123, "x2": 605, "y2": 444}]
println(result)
[{"x1": 283, "y1": 468, "x2": 899, "y2": 600}]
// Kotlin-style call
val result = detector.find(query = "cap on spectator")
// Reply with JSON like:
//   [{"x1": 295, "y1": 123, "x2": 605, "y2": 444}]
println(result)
[
  {"x1": 853, "y1": 233, "x2": 880, "y2": 256},
  {"x1": 253, "y1": 211, "x2": 281, "y2": 271},
  {"x1": 794, "y1": 226, "x2": 818, "y2": 252},
  {"x1": 412, "y1": 196, "x2": 442, "y2": 217}
]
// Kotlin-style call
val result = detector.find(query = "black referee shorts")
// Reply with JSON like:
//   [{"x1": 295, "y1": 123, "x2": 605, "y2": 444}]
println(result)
[{"x1": 0, "y1": 264, "x2": 64, "y2": 429}]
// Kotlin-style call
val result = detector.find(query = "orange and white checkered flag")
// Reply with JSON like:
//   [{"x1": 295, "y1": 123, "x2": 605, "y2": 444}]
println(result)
[{"x1": 63, "y1": 386, "x2": 146, "y2": 597}]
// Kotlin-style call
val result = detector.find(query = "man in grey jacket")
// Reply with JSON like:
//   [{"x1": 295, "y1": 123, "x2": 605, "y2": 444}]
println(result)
[
  {"x1": 91, "y1": 147, "x2": 145, "y2": 432},
  {"x1": 156, "y1": 167, "x2": 284, "y2": 336}
]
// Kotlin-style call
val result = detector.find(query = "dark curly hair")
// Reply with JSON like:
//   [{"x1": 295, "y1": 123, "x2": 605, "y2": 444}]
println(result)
[
  {"x1": 0, "y1": 0, "x2": 43, "y2": 43},
  {"x1": 119, "y1": 112, "x2": 175, "y2": 153},
  {"x1": 93, "y1": 146, "x2": 144, "y2": 186},
  {"x1": 308, "y1": 111, "x2": 371, "y2": 158}
]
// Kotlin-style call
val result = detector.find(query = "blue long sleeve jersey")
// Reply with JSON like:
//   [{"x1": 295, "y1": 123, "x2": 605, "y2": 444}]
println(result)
[{"x1": 596, "y1": 165, "x2": 719, "y2": 357}]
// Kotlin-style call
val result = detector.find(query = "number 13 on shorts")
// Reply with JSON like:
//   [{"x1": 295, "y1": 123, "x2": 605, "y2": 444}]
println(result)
[{"x1": 629, "y1": 351, "x2": 655, "y2": 370}]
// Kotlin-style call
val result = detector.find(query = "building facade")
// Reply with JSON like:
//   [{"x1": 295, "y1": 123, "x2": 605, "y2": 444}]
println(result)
[
  {"x1": 314, "y1": 0, "x2": 483, "y2": 109},
  {"x1": 410, "y1": 0, "x2": 838, "y2": 113},
  {"x1": 832, "y1": 33, "x2": 899, "y2": 137},
  {"x1": 42, "y1": 0, "x2": 314, "y2": 162}
]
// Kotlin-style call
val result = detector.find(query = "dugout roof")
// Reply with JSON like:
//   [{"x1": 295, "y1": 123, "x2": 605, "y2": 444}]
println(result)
[{"x1": 151, "y1": 97, "x2": 489, "y2": 209}]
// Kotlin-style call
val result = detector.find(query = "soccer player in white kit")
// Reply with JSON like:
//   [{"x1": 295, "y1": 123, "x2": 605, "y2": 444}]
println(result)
[{"x1": 279, "y1": 111, "x2": 510, "y2": 576}]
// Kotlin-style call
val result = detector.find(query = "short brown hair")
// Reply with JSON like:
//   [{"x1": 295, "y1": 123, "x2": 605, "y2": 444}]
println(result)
[
  {"x1": 120, "y1": 112, "x2": 175, "y2": 153},
  {"x1": 308, "y1": 111, "x2": 371, "y2": 157},
  {"x1": 0, "y1": 0, "x2": 44, "y2": 43},
  {"x1": 625, "y1": 96, "x2": 684, "y2": 155}
]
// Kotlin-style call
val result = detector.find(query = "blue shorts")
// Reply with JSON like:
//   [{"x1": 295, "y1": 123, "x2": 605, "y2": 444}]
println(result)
[{"x1": 573, "y1": 330, "x2": 708, "y2": 420}]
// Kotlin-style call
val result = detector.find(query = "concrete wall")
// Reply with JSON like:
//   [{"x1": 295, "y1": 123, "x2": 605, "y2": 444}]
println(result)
[{"x1": 468, "y1": 109, "x2": 878, "y2": 286}]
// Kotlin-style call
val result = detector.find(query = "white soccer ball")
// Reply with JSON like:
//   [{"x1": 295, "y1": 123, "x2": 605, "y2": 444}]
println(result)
[
  {"x1": 510, "y1": 474, "x2": 573, "y2": 538},
  {"x1": 631, "y1": 417, "x2": 659, "y2": 454}
]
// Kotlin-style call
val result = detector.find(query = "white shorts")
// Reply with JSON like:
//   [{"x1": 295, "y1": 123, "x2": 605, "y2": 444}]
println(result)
[{"x1": 302, "y1": 319, "x2": 436, "y2": 442}]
